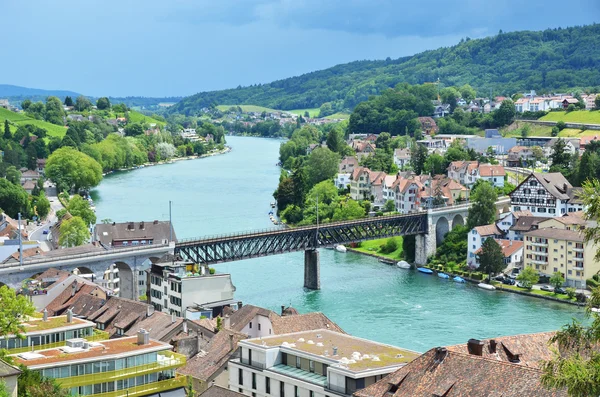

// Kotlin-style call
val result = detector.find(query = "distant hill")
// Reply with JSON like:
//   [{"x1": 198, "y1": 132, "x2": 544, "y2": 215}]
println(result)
[
  {"x1": 171, "y1": 24, "x2": 600, "y2": 115},
  {"x1": 0, "y1": 84, "x2": 81, "y2": 98}
]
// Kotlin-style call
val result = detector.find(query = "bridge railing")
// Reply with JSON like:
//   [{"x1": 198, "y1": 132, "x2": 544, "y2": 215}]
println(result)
[{"x1": 13, "y1": 243, "x2": 171, "y2": 267}]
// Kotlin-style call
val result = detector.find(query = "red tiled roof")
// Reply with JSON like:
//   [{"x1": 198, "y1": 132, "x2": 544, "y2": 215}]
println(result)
[
  {"x1": 474, "y1": 224, "x2": 503, "y2": 237},
  {"x1": 479, "y1": 164, "x2": 506, "y2": 177},
  {"x1": 475, "y1": 239, "x2": 523, "y2": 258}
]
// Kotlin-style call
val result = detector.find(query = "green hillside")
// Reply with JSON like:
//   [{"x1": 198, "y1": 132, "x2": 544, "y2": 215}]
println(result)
[
  {"x1": 126, "y1": 110, "x2": 166, "y2": 126},
  {"x1": 540, "y1": 110, "x2": 600, "y2": 124},
  {"x1": 216, "y1": 105, "x2": 280, "y2": 113},
  {"x1": 171, "y1": 24, "x2": 600, "y2": 115},
  {"x1": 0, "y1": 107, "x2": 67, "y2": 138}
]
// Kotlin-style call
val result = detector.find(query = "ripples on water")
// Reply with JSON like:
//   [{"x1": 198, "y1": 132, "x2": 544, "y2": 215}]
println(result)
[{"x1": 92, "y1": 136, "x2": 584, "y2": 352}]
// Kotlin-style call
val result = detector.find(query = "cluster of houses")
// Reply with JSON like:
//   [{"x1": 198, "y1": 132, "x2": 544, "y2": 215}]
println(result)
[
  {"x1": 514, "y1": 91, "x2": 597, "y2": 112},
  {"x1": 210, "y1": 108, "x2": 345, "y2": 130},
  {"x1": 0, "y1": 264, "x2": 572, "y2": 397}
]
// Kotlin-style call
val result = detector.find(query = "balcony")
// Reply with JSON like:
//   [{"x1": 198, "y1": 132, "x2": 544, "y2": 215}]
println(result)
[
  {"x1": 530, "y1": 251, "x2": 548, "y2": 256},
  {"x1": 268, "y1": 364, "x2": 328, "y2": 388},
  {"x1": 530, "y1": 241, "x2": 548, "y2": 247},
  {"x1": 530, "y1": 259, "x2": 548, "y2": 265},
  {"x1": 93, "y1": 375, "x2": 187, "y2": 397},
  {"x1": 56, "y1": 352, "x2": 186, "y2": 389},
  {"x1": 6, "y1": 330, "x2": 110, "y2": 354}
]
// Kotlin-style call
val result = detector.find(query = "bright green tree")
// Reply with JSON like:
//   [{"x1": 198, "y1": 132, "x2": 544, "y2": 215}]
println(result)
[
  {"x1": 516, "y1": 266, "x2": 539, "y2": 289},
  {"x1": 75, "y1": 95, "x2": 92, "y2": 111},
  {"x1": 459, "y1": 84, "x2": 476, "y2": 102},
  {"x1": 5, "y1": 166, "x2": 21, "y2": 185},
  {"x1": 440, "y1": 87, "x2": 460, "y2": 111},
  {"x1": 424, "y1": 153, "x2": 445, "y2": 175},
  {"x1": 332, "y1": 199, "x2": 366, "y2": 221},
  {"x1": 35, "y1": 191, "x2": 51, "y2": 219},
  {"x1": 66, "y1": 195, "x2": 96, "y2": 226},
  {"x1": 478, "y1": 238, "x2": 505, "y2": 281},
  {"x1": 44, "y1": 96, "x2": 65, "y2": 125},
  {"x1": 0, "y1": 179, "x2": 30, "y2": 218},
  {"x1": 45, "y1": 147, "x2": 103, "y2": 192},
  {"x1": 326, "y1": 127, "x2": 344, "y2": 154},
  {"x1": 0, "y1": 285, "x2": 35, "y2": 338},
  {"x1": 493, "y1": 99, "x2": 516, "y2": 127},
  {"x1": 384, "y1": 200, "x2": 395, "y2": 212},
  {"x1": 467, "y1": 180, "x2": 497, "y2": 229},
  {"x1": 59, "y1": 216, "x2": 90, "y2": 247},
  {"x1": 305, "y1": 147, "x2": 340, "y2": 187},
  {"x1": 549, "y1": 271, "x2": 565, "y2": 290}
]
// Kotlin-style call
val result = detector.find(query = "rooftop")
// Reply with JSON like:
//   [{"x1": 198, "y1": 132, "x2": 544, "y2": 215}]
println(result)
[
  {"x1": 1, "y1": 315, "x2": 93, "y2": 338},
  {"x1": 12, "y1": 336, "x2": 170, "y2": 367},
  {"x1": 525, "y1": 228, "x2": 584, "y2": 242},
  {"x1": 245, "y1": 329, "x2": 419, "y2": 372}
]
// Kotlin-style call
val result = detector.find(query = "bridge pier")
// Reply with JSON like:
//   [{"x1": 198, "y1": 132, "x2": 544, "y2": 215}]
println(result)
[
  {"x1": 415, "y1": 214, "x2": 436, "y2": 265},
  {"x1": 304, "y1": 249, "x2": 320, "y2": 290}
]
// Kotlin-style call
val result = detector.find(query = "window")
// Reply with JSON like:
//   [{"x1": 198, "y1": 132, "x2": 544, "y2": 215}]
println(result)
[
  {"x1": 252, "y1": 373, "x2": 256, "y2": 390},
  {"x1": 280, "y1": 381, "x2": 285, "y2": 397},
  {"x1": 248, "y1": 349, "x2": 252, "y2": 366},
  {"x1": 295, "y1": 386, "x2": 299, "y2": 397},
  {"x1": 249, "y1": 322, "x2": 252, "y2": 329},
  {"x1": 310, "y1": 392, "x2": 314, "y2": 397},
  {"x1": 296, "y1": 356, "x2": 301, "y2": 369},
  {"x1": 266, "y1": 377, "x2": 271, "y2": 394},
  {"x1": 258, "y1": 323, "x2": 261, "y2": 331},
  {"x1": 239, "y1": 369, "x2": 243, "y2": 386},
  {"x1": 309, "y1": 360, "x2": 314, "y2": 373}
]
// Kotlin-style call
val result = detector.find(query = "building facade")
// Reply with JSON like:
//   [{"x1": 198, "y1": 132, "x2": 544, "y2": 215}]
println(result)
[{"x1": 510, "y1": 173, "x2": 576, "y2": 217}]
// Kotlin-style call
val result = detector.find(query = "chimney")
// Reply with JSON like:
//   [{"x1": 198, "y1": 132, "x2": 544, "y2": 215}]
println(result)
[
  {"x1": 137, "y1": 329, "x2": 150, "y2": 345},
  {"x1": 467, "y1": 339, "x2": 484, "y2": 356},
  {"x1": 332, "y1": 346, "x2": 338, "y2": 356},
  {"x1": 140, "y1": 221, "x2": 145, "y2": 230},
  {"x1": 281, "y1": 305, "x2": 285, "y2": 315},
  {"x1": 224, "y1": 315, "x2": 230, "y2": 329},
  {"x1": 171, "y1": 312, "x2": 176, "y2": 323},
  {"x1": 42, "y1": 308, "x2": 48, "y2": 322},
  {"x1": 71, "y1": 282, "x2": 77, "y2": 297},
  {"x1": 154, "y1": 220, "x2": 159, "y2": 225},
  {"x1": 183, "y1": 320, "x2": 188, "y2": 334},
  {"x1": 147, "y1": 305, "x2": 155, "y2": 318},
  {"x1": 128, "y1": 222, "x2": 134, "y2": 230},
  {"x1": 229, "y1": 333, "x2": 234, "y2": 352},
  {"x1": 67, "y1": 308, "x2": 73, "y2": 323},
  {"x1": 434, "y1": 347, "x2": 448, "y2": 363},
  {"x1": 112, "y1": 222, "x2": 115, "y2": 226},
  {"x1": 489, "y1": 339, "x2": 497, "y2": 354},
  {"x1": 197, "y1": 333, "x2": 202, "y2": 353}
]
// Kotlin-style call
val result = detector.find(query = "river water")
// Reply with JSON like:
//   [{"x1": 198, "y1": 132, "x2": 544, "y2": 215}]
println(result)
[{"x1": 91, "y1": 136, "x2": 583, "y2": 352}]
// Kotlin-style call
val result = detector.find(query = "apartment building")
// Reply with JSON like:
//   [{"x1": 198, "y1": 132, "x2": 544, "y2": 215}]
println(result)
[
  {"x1": 447, "y1": 161, "x2": 505, "y2": 188},
  {"x1": 510, "y1": 173, "x2": 581, "y2": 217},
  {"x1": 148, "y1": 257, "x2": 237, "y2": 319},
  {"x1": 349, "y1": 168, "x2": 386, "y2": 202},
  {"x1": 228, "y1": 329, "x2": 419, "y2": 397},
  {"x1": 11, "y1": 329, "x2": 187, "y2": 397}
]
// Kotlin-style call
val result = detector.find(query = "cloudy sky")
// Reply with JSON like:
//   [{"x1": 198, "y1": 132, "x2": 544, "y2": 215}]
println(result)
[{"x1": 2, "y1": 0, "x2": 598, "y2": 97}]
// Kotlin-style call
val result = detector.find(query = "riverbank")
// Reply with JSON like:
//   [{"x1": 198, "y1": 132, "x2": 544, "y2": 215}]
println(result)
[{"x1": 102, "y1": 146, "x2": 232, "y2": 176}]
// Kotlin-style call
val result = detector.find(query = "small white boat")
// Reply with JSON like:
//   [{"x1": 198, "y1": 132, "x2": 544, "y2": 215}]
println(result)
[
  {"x1": 397, "y1": 261, "x2": 411, "y2": 269},
  {"x1": 335, "y1": 245, "x2": 347, "y2": 253},
  {"x1": 477, "y1": 283, "x2": 496, "y2": 291}
]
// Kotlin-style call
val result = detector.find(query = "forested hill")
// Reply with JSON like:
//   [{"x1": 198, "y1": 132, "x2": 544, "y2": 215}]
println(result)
[{"x1": 171, "y1": 24, "x2": 600, "y2": 115}]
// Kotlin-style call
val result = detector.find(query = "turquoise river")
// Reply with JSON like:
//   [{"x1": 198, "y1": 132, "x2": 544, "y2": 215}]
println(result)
[{"x1": 91, "y1": 136, "x2": 583, "y2": 352}]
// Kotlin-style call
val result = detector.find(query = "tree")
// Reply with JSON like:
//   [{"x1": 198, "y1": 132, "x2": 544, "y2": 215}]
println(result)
[
  {"x1": 493, "y1": 100, "x2": 516, "y2": 127},
  {"x1": 556, "y1": 121, "x2": 567, "y2": 131},
  {"x1": 549, "y1": 271, "x2": 565, "y2": 290},
  {"x1": 0, "y1": 285, "x2": 35, "y2": 338},
  {"x1": 326, "y1": 127, "x2": 343, "y2": 153},
  {"x1": 305, "y1": 147, "x2": 340, "y2": 187},
  {"x1": 3, "y1": 120, "x2": 10, "y2": 139},
  {"x1": 459, "y1": 84, "x2": 476, "y2": 102},
  {"x1": 44, "y1": 96, "x2": 65, "y2": 125},
  {"x1": 551, "y1": 126, "x2": 560, "y2": 137},
  {"x1": 516, "y1": 266, "x2": 539, "y2": 289},
  {"x1": 96, "y1": 97, "x2": 111, "y2": 110},
  {"x1": 531, "y1": 146, "x2": 544, "y2": 163},
  {"x1": 520, "y1": 123, "x2": 530, "y2": 138},
  {"x1": 35, "y1": 191, "x2": 51, "y2": 219},
  {"x1": 64, "y1": 96, "x2": 74, "y2": 107},
  {"x1": 17, "y1": 365, "x2": 68, "y2": 397},
  {"x1": 578, "y1": 151, "x2": 600, "y2": 185},
  {"x1": 550, "y1": 138, "x2": 571, "y2": 170},
  {"x1": 59, "y1": 216, "x2": 90, "y2": 247},
  {"x1": 156, "y1": 142, "x2": 177, "y2": 160},
  {"x1": 21, "y1": 99, "x2": 32, "y2": 111},
  {"x1": 66, "y1": 195, "x2": 96, "y2": 225},
  {"x1": 478, "y1": 238, "x2": 505, "y2": 280},
  {"x1": 410, "y1": 145, "x2": 428, "y2": 175},
  {"x1": 424, "y1": 153, "x2": 445, "y2": 175},
  {"x1": 375, "y1": 132, "x2": 392, "y2": 152},
  {"x1": 5, "y1": 166, "x2": 21, "y2": 185},
  {"x1": 595, "y1": 95, "x2": 600, "y2": 110},
  {"x1": 124, "y1": 123, "x2": 144, "y2": 137},
  {"x1": 384, "y1": 200, "x2": 395, "y2": 213},
  {"x1": 0, "y1": 179, "x2": 30, "y2": 218},
  {"x1": 332, "y1": 199, "x2": 366, "y2": 221},
  {"x1": 467, "y1": 180, "x2": 497, "y2": 229},
  {"x1": 440, "y1": 87, "x2": 459, "y2": 112},
  {"x1": 75, "y1": 95, "x2": 92, "y2": 111},
  {"x1": 45, "y1": 147, "x2": 103, "y2": 192}
]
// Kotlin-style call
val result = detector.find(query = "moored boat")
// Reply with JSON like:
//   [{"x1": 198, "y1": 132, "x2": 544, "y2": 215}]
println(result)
[
  {"x1": 438, "y1": 272, "x2": 450, "y2": 279},
  {"x1": 397, "y1": 261, "x2": 411, "y2": 269},
  {"x1": 477, "y1": 283, "x2": 496, "y2": 291},
  {"x1": 417, "y1": 267, "x2": 433, "y2": 274},
  {"x1": 335, "y1": 245, "x2": 347, "y2": 253},
  {"x1": 453, "y1": 276, "x2": 466, "y2": 283}
]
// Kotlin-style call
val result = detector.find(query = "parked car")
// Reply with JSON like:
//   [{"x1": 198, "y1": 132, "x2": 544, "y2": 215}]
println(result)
[
  {"x1": 540, "y1": 285, "x2": 554, "y2": 292},
  {"x1": 42, "y1": 230, "x2": 49, "y2": 235},
  {"x1": 503, "y1": 278, "x2": 516, "y2": 286},
  {"x1": 494, "y1": 275, "x2": 505, "y2": 281},
  {"x1": 517, "y1": 282, "x2": 527, "y2": 288},
  {"x1": 555, "y1": 287, "x2": 567, "y2": 295}
]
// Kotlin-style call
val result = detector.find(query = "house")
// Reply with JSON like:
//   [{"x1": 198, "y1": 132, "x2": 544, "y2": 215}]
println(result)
[
  {"x1": 393, "y1": 148, "x2": 411, "y2": 169},
  {"x1": 391, "y1": 177, "x2": 424, "y2": 213},
  {"x1": 465, "y1": 136, "x2": 517, "y2": 155},
  {"x1": 433, "y1": 104, "x2": 451, "y2": 118},
  {"x1": 446, "y1": 161, "x2": 478, "y2": 187},
  {"x1": 93, "y1": 220, "x2": 176, "y2": 247},
  {"x1": 338, "y1": 156, "x2": 359, "y2": 174},
  {"x1": 582, "y1": 94, "x2": 597, "y2": 110},
  {"x1": 334, "y1": 173, "x2": 351, "y2": 189},
  {"x1": 229, "y1": 329, "x2": 420, "y2": 397},
  {"x1": 467, "y1": 224, "x2": 505, "y2": 268},
  {"x1": 350, "y1": 140, "x2": 376, "y2": 161},
  {"x1": 364, "y1": 134, "x2": 378, "y2": 143},
  {"x1": 543, "y1": 138, "x2": 579, "y2": 159},
  {"x1": 354, "y1": 333, "x2": 567, "y2": 397},
  {"x1": 562, "y1": 98, "x2": 579, "y2": 109},
  {"x1": 0, "y1": 99, "x2": 9, "y2": 109},
  {"x1": 475, "y1": 239, "x2": 524, "y2": 270},
  {"x1": 349, "y1": 167, "x2": 387, "y2": 202},
  {"x1": 417, "y1": 117, "x2": 438, "y2": 135},
  {"x1": 36, "y1": 158, "x2": 46, "y2": 174},
  {"x1": 479, "y1": 164, "x2": 506, "y2": 187},
  {"x1": 66, "y1": 114, "x2": 85, "y2": 122},
  {"x1": 416, "y1": 137, "x2": 448, "y2": 153},
  {"x1": 508, "y1": 215, "x2": 549, "y2": 241},
  {"x1": 420, "y1": 176, "x2": 469, "y2": 208},
  {"x1": 147, "y1": 256, "x2": 237, "y2": 319},
  {"x1": 509, "y1": 172, "x2": 579, "y2": 217},
  {"x1": 21, "y1": 180, "x2": 36, "y2": 194},
  {"x1": 0, "y1": 360, "x2": 20, "y2": 397},
  {"x1": 507, "y1": 146, "x2": 535, "y2": 167}
]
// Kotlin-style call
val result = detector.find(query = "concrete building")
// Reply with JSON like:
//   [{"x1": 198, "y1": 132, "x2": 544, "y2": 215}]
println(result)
[
  {"x1": 0, "y1": 360, "x2": 21, "y2": 397},
  {"x1": 465, "y1": 136, "x2": 517, "y2": 155},
  {"x1": 94, "y1": 220, "x2": 176, "y2": 247},
  {"x1": 228, "y1": 329, "x2": 419, "y2": 397},
  {"x1": 510, "y1": 173, "x2": 579, "y2": 217},
  {"x1": 148, "y1": 257, "x2": 237, "y2": 319},
  {"x1": 11, "y1": 330, "x2": 186, "y2": 397}
]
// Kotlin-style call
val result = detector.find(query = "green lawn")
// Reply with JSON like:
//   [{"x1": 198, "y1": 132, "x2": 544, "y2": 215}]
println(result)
[
  {"x1": 324, "y1": 112, "x2": 350, "y2": 120},
  {"x1": 496, "y1": 283, "x2": 576, "y2": 302},
  {"x1": 126, "y1": 110, "x2": 166, "y2": 126},
  {"x1": 503, "y1": 122, "x2": 597, "y2": 138},
  {"x1": 540, "y1": 110, "x2": 600, "y2": 124},
  {"x1": 216, "y1": 104, "x2": 280, "y2": 113},
  {"x1": 289, "y1": 108, "x2": 320, "y2": 117},
  {"x1": 0, "y1": 108, "x2": 67, "y2": 138},
  {"x1": 351, "y1": 237, "x2": 404, "y2": 261}
]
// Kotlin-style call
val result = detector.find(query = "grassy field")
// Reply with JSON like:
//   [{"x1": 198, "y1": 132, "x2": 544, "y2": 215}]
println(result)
[
  {"x1": 289, "y1": 108, "x2": 320, "y2": 117},
  {"x1": 351, "y1": 237, "x2": 404, "y2": 261},
  {"x1": 126, "y1": 110, "x2": 166, "y2": 126},
  {"x1": 540, "y1": 110, "x2": 600, "y2": 124},
  {"x1": 0, "y1": 108, "x2": 67, "y2": 138},
  {"x1": 503, "y1": 122, "x2": 597, "y2": 138},
  {"x1": 495, "y1": 283, "x2": 576, "y2": 302},
  {"x1": 216, "y1": 104, "x2": 280, "y2": 113},
  {"x1": 324, "y1": 112, "x2": 350, "y2": 120}
]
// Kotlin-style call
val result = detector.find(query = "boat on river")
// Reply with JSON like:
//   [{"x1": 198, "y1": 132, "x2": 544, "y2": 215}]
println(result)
[
  {"x1": 453, "y1": 276, "x2": 466, "y2": 283},
  {"x1": 417, "y1": 267, "x2": 433, "y2": 274},
  {"x1": 397, "y1": 261, "x2": 411, "y2": 269},
  {"x1": 477, "y1": 283, "x2": 496, "y2": 291},
  {"x1": 335, "y1": 245, "x2": 347, "y2": 253},
  {"x1": 438, "y1": 272, "x2": 450, "y2": 279}
]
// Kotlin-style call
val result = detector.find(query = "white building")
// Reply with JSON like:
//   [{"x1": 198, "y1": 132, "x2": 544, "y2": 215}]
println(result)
[
  {"x1": 474, "y1": 239, "x2": 524, "y2": 271},
  {"x1": 447, "y1": 161, "x2": 505, "y2": 188},
  {"x1": 509, "y1": 173, "x2": 582, "y2": 217},
  {"x1": 148, "y1": 258, "x2": 236, "y2": 319},
  {"x1": 228, "y1": 329, "x2": 419, "y2": 397},
  {"x1": 392, "y1": 178, "x2": 423, "y2": 214},
  {"x1": 393, "y1": 148, "x2": 411, "y2": 170},
  {"x1": 334, "y1": 173, "x2": 351, "y2": 190},
  {"x1": 479, "y1": 164, "x2": 506, "y2": 188},
  {"x1": 467, "y1": 224, "x2": 504, "y2": 268}
]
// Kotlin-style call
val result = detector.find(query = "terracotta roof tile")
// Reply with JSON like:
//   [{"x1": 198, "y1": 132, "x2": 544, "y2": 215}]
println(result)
[{"x1": 473, "y1": 224, "x2": 504, "y2": 237}]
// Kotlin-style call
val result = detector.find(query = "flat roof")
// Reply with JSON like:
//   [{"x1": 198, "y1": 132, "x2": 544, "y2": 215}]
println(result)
[
  {"x1": 246, "y1": 329, "x2": 419, "y2": 372},
  {"x1": 12, "y1": 336, "x2": 171, "y2": 368},
  {"x1": 0, "y1": 316, "x2": 94, "y2": 339}
]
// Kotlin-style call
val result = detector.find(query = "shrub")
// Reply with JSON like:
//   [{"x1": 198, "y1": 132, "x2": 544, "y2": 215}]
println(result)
[
  {"x1": 551, "y1": 126, "x2": 560, "y2": 136},
  {"x1": 556, "y1": 121, "x2": 567, "y2": 131},
  {"x1": 565, "y1": 288, "x2": 576, "y2": 299},
  {"x1": 375, "y1": 211, "x2": 384, "y2": 217},
  {"x1": 380, "y1": 238, "x2": 399, "y2": 254},
  {"x1": 587, "y1": 278, "x2": 599, "y2": 289},
  {"x1": 576, "y1": 292, "x2": 587, "y2": 303},
  {"x1": 209, "y1": 267, "x2": 216, "y2": 275},
  {"x1": 593, "y1": 274, "x2": 599, "y2": 282}
]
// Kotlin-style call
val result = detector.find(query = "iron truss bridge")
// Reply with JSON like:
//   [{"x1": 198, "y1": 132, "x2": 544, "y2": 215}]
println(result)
[{"x1": 174, "y1": 212, "x2": 428, "y2": 264}]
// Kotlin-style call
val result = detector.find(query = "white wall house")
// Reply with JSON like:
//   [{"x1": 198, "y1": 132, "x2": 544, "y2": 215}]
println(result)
[
  {"x1": 393, "y1": 148, "x2": 411, "y2": 170},
  {"x1": 467, "y1": 224, "x2": 504, "y2": 268},
  {"x1": 479, "y1": 165, "x2": 506, "y2": 188},
  {"x1": 509, "y1": 173, "x2": 578, "y2": 217},
  {"x1": 335, "y1": 173, "x2": 351, "y2": 189}
]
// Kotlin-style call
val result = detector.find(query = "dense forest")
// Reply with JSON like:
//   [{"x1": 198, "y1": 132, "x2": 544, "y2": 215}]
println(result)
[{"x1": 170, "y1": 24, "x2": 600, "y2": 115}]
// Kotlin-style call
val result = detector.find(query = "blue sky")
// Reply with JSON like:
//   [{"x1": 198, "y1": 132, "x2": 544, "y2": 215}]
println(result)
[{"x1": 2, "y1": 0, "x2": 598, "y2": 97}]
